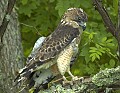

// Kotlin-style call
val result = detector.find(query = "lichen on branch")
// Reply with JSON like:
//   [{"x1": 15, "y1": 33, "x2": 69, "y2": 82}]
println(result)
[{"x1": 39, "y1": 66, "x2": 120, "y2": 93}]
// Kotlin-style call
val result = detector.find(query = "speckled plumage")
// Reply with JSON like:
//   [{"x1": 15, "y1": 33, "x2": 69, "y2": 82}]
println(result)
[{"x1": 14, "y1": 8, "x2": 87, "y2": 92}]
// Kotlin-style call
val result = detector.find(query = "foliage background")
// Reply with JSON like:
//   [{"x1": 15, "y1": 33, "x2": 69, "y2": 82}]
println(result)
[{"x1": 16, "y1": 0, "x2": 118, "y2": 78}]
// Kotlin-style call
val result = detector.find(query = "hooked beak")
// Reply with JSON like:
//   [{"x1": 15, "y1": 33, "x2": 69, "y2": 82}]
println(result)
[
  {"x1": 78, "y1": 21, "x2": 86, "y2": 31},
  {"x1": 82, "y1": 23, "x2": 86, "y2": 31}
]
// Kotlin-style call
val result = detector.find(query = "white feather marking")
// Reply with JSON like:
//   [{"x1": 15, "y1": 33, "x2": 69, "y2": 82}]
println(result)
[
  {"x1": 21, "y1": 71, "x2": 27, "y2": 76},
  {"x1": 19, "y1": 66, "x2": 27, "y2": 73},
  {"x1": 29, "y1": 68, "x2": 34, "y2": 72},
  {"x1": 33, "y1": 68, "x2": 53, "y2": 86},
  {"x1": 72, "y1": 38, "x2": 76, "y2": 43},
  {"x1": 32, "y1": 37, "x2": 46, "y2": 52},
  {"x1": 35, "y1": 64, "x2": 38, "y2": 67},
  {"x1": 61, "y1": 19, "x2": 63, "y2": 22},
  {"x1": 80, "y1": 8, "x2": 83, "y2": 12},
  {"x1": 61, "y1": 20, "x2": 66, "y2": 24},
  {"x1": 18, "y1": 77, "x2": 25, "y2": 82},
  {"x1": 68, "y1": 8, "x2": 75, "y2": 11}
]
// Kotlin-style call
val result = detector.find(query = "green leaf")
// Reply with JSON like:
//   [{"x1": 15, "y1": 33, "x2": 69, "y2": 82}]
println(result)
[
  {"x1": 29, "y1": 87, "x2": 34, "y2": 93},
  {"x1": 80, "y1": 45, "x2": 90, "y2": 63},
  {"x1": 84, "y1": 31, "x2": 90, "y2": 35},
  {"x1": 80, "y1": 46, "x2": 89, "y2": 56},
  {"x1": 106, "y1": 39, "x2": 113, "y2": 43},
  {"x1": 49, "y1": 0, "x2": 55, "y2": 2},
  {"x1": 21, "y1": 0, "x2": 28, "y2": 5},
  {"x1": 85, "y1": 55, "x2": 90, "y2": 63},
  {"x1": 102, "y1": 37, "x2": 107, "y2": 42},
  {"x1": 89, "y1": 34, "x2": 93, "y2": 39},
  {"x1": 19, "y1": 1, "x2": 38, "y2": 17},
  {"x1": 105, "y1": 48, "x2": 110, "y2": 52},
  {"x1": 92, "y1": 55, "x2": 96, "y2": 62},
  {"x1": 89, "y1": 22, "x2": 98, "y2": 27},
  {"x1": 80, "y1": 0, "x2": 92, "y2": 8},
  {"x1": 113, "y1": 0, "x2": 118, "y2": 14},
  {"x1": 95, "y1": 44, "x2": 100, "y2": 48},
  {"x1": 89, "y1": 49, "x2": 96, "y2": 53},
  {"x1": 90, "y1": 47, "x2": 97, "y2": 50},
  {"x1": 55, "y1": 0, "x2": 70, "y2": 16},
  {"x1": 95, "y1": 54, "x2": 100, "y2": 60},
  {"x1": 106, "y1": 43, "x2": 115, "y2": 47},
  {"x1": 104, "y1": 63, "x2": 109, "y2": 68},
  {"x1": 96, "y1": 51, "x2": 102, "y2": 56},
  {"x1": 109, "y1": 59, "x2": 115, "y2": 67},
  {"x1": 99, "y1": 49, "x2": 105, "y2": 53},
  {"x1": 90, "y1": 53, "x2": 96, "y2": 58}
]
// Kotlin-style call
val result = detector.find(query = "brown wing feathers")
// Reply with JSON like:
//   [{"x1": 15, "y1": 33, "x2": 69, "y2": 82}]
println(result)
[{"x1": 14, "y1": 25, "x2": 79, "y2": 85}]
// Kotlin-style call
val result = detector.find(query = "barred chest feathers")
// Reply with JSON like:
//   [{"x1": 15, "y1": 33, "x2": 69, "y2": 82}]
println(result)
[{"x1": 57, "y1": 34, "x2": 80, "y2": 75}]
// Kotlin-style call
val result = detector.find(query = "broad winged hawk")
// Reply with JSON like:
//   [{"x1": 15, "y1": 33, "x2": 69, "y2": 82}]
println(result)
[{"x1": 15, "y1": 7, "x2": 87, "y2": 92}]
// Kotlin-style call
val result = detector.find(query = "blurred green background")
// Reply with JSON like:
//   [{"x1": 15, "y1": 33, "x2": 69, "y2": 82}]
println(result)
[{"x1": 16, "y1": 0, "x2": 118, "y2": 77}]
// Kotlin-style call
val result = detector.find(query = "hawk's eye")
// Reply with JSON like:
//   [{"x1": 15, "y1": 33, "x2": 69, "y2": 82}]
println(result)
[{"x1": 78, "y1": 17, "x2": 81, "y2": 20}]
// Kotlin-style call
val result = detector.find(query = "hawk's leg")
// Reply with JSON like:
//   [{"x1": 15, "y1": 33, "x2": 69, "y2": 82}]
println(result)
[
  {"x1": 67, "y1": 69, "x2": 84, "y2": 83},
  {"x1": 67, "y1": 70, "x2": 78, "y2": 81},
  {"x1": 62, "y1": 75, "x2": 67, "y2": 81}
]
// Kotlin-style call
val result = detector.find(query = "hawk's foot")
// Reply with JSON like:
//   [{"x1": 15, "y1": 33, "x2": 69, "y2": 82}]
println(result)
[
  {"x1": 72, "y1": 76, "x2": 79, "y2": 81},
  {"x1": 62, "y1": 76, "x2": 73, "y2": 85},
  {"x1": 79, "y1": 77, "x2": 84, "y2": 82},
  {"x1": 72, "y1": 76, "x2": 84, "y2": 83},
  {"x1": 62, "y1": 80, "x2": 73, "y2": 85}
]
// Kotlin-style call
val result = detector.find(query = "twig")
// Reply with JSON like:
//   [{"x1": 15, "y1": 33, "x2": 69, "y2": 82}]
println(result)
[
  {"x1": 117, "y1": 0, "x2": 120, "y2": 60},
  {"x1": 20, "y1": 23, "x2": 42, "y2": 36},
  {"x1": 93, "y1": 0, "x2": 120, "y2": 61},
  {"x1": 93, "y1": 0, "x2": 116, "y2": 38},
  {"x1": 118, "y1": 0, "x2": 120, "y2": 31}
]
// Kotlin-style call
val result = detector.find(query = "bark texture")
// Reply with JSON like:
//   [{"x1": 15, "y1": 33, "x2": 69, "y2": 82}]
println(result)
[{"x1": 0, "y1": 0, "x2": 24, "y2": 93}]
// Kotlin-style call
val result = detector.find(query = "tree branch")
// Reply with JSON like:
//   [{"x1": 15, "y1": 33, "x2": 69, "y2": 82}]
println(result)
[
  {"x1": 117, "y1": 0, "x2": 120, "y2": 60},
  {"x1": 118, "y1": 0, "x2": 120, "y2": 31},
  {"x1": 92, "y1": 0, "x2": 120, "y2": 61},
  {"x1": 93, "y1": 0, "x2": 117, "y2": 38},
  {"x1": 40, "y1": 66, "x2": 120, "y2": 93},
  {"x1": 0, "y1": 0, "x2": 16, "y2": 41}
]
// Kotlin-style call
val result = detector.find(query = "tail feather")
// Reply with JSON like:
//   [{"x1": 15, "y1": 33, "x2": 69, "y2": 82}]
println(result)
[
  {"x1": 33, "y1": 84, "x2": 48, "y2": 93},
  {"x1": 14, "y1": 55, "x2": 57, "y2": 92},
  {"x1": 29, "y1": 69, "x2": 56, "y2": 92},
  {"x1": 14, "y1": 60, "x2": 45, "y2": 85},
  {"x1": 32, "y1": 76, "x2": 55, "y2": 93}
]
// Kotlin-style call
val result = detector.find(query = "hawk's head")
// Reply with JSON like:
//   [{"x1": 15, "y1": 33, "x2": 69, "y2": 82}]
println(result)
[{"x1": 61, "y1": 8, "x2": 88, "y2": 31}]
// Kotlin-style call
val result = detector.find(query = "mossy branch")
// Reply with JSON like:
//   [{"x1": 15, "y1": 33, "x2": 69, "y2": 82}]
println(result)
[{"x1": 39, "y1": 66, "x2": 120, "y2": 93}]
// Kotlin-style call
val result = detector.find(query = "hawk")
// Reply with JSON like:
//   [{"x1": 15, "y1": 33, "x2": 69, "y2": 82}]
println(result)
[
  {"x1": 15, "y1": 8, "x2": 87, "y2": 92},
  {"x1": 25, "y1": 36, "x2": 79, "y2": 92}
]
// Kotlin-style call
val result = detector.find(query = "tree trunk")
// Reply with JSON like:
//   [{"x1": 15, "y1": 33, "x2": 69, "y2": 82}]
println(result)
[{"x1": 0, "y1": 0, "x2": 25, "y2": 93}]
